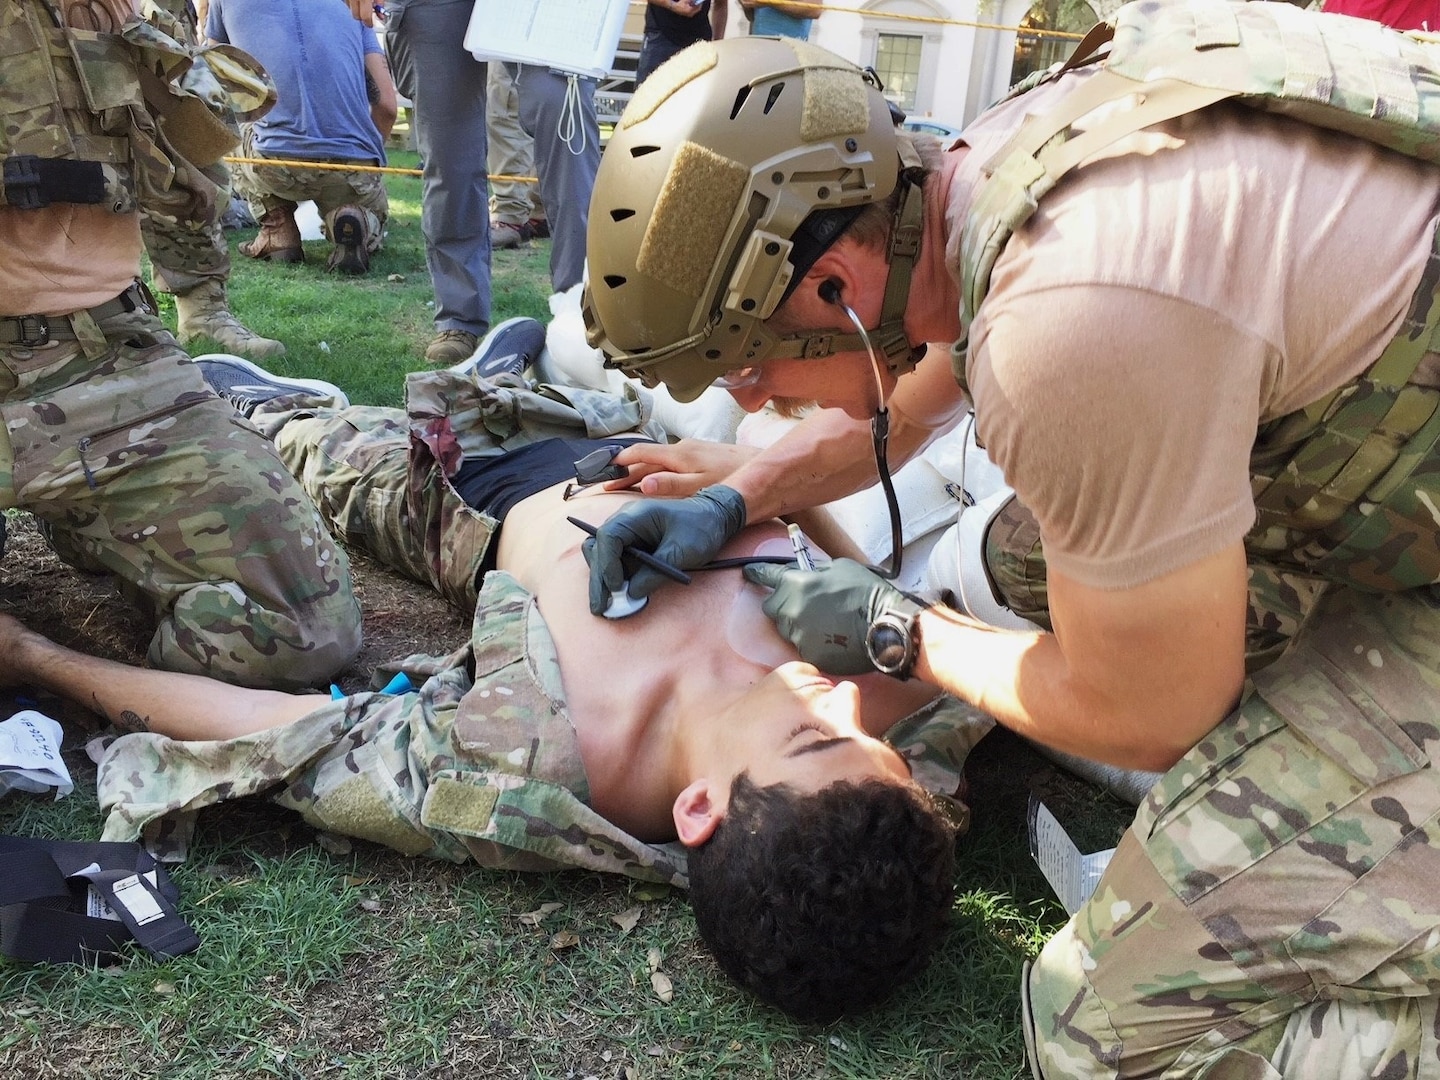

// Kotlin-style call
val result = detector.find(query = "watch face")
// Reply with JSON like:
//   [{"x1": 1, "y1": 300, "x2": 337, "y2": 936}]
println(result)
[{"x1": 867, "y1": 620, "x2": 910, "y2": 673}]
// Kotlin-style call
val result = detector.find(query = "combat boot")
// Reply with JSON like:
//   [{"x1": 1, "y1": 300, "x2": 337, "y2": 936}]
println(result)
[
  {"x1": 239, "y1": 205, "x2": 304, "y2": 263},
  {"x1": 175, "y1": 280, "x2": 287, "y2": 360},
  {"x1": 326, "y1": 206, "x2": 371, "y2": 275}
]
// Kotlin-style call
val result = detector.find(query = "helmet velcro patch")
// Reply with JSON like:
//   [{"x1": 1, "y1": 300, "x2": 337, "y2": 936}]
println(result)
[
  {"x1": 799, "y1": 64, "x2": 873, "y2": 142},
  {"x1": 621, "y1": 42, "x2": 720, "y2": 128},
  {"x1": 638, "y1": 140, "x2": 750, "y2": 300}
]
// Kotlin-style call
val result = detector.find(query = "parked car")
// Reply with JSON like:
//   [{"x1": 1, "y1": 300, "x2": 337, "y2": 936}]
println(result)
[{"x1": 901, "y1": 118, "x2": 964, "y2": 139}]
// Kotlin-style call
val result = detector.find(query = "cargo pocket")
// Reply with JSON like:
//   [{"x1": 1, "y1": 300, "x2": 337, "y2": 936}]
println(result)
[{"x1": 1138, "y1": 633, "x2": 1430, "y2": 911}]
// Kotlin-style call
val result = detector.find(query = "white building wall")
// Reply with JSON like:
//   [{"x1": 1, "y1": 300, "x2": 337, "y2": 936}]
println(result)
[
  {"x1": 806, "y1": 0, "x2": 1014, "y2": 126},
  {"x1": 794, "y1": 0, "x2": 1126, "y2": 129}
]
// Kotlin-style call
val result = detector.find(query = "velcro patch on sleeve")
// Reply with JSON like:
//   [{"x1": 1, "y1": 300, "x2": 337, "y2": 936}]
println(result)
[
  {"x1": 422, "y1": 775, "x2": 502, "y2": 837},
  {"x1": 310, "y1": 774, "x2": 435, "y2": 857}
]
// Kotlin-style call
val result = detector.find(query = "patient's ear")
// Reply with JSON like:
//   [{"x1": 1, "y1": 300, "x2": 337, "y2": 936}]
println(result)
[{"x1": 673, "y1": 779, "x2": 725, "y2": 847}]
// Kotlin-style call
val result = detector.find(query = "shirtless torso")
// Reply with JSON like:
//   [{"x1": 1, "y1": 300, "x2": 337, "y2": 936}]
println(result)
[{"x1": 496, "y1": 481, "x2": 942, "y2": 838}]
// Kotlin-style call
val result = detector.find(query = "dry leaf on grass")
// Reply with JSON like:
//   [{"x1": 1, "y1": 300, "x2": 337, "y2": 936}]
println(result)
[
  {"x1": 517, "y1": 901, "x2": 564, "y2": 926},
  {"x1": 549, "y1": 930, "x2": 580, "y2": 950},
  {"x1": 357, "y1": 898, "x2": 384, "y2": 914},
  {"x1": 646, "y1": 947, "x2": 664, "y2": 974},
  {"x1": 611, "y1": 906, "x2": 642, "y2": 934},
  {"x1": 650, "y1": 971, "x2": 674, "y2": 1003},
  {"x1": 152, "y1": 981, "x2": 176, "y2": 995}
]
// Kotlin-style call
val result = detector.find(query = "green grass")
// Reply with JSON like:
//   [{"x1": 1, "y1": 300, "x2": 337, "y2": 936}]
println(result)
[
  {"x1": 0, "y1": 157, "x2": 1136, "y2": 1078},
  {"x1": 167, "y1": 150, "x2": 554, "y2": 408}
]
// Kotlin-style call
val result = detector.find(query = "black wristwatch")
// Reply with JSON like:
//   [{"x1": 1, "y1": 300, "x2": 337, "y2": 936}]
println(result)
[{"x1": 865, "y1": 609, "x2": 920, "y2": 680}]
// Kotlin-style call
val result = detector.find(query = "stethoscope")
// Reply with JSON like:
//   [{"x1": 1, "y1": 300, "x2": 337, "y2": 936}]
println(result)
[{"x1": 580, "y1": 282, "x2": 909, "y2": 617}]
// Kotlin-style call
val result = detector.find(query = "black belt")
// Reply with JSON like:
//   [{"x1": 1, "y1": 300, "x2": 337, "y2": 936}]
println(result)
[{"x1": 0, "y1": 283, "x2": 153, "y2": 347}]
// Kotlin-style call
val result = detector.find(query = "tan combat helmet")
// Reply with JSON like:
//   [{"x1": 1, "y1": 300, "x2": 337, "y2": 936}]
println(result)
[{"x1": 583, "y1": 37, "x2": 926, "y2": 402}]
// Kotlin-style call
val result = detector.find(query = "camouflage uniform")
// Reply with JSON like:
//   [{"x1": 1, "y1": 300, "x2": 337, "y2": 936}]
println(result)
[
  {"x1": 250, "y1": 366, "x2": 671, "y2": 610},
  {"x1": 99, "y1": 570, "x2": 695, "y2": 883},
  {"x1": 96, "y1": 368, "x2": 988, "y2": 879},
  {"x1": 1, "y1": 0, "x2": 359, "y2": 689},
  {"x1": 137, "y1": 0, "x2": 234, "y2": 296},
  {"x1": 138, "y1": 0, "x2": 285, "y2": 359},
  {"x1": 949, "y1": 1, "x2": 1440, "y2": 1075}
]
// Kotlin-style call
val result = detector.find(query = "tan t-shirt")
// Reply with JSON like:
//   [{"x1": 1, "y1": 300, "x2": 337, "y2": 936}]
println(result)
[
  {"x1": 0, "y1": 0, "x2": 144, "y2": 317},
  {"x1": 0, "y1": 206, "x2": 142, "y2": 316},
  {"x1": 946, "y1": 70, "x2": 1440, "y2": 590}
]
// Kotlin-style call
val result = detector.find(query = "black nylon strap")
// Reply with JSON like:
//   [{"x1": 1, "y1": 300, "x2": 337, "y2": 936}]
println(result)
[
  {"x1": 2, "y1": 156, "x2": 107, "y2": 210},
  {"x1": 0, "y1": 835, "x2": 198, "y2": 963}
]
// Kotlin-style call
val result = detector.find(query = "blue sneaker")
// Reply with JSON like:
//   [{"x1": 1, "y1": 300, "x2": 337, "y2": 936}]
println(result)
[
  {"x1": 193, "y1": 354, "x2": 349, "y2": 417},
  {"x1": 449, "y1": 316, "x2": 546, "y2": 381}
]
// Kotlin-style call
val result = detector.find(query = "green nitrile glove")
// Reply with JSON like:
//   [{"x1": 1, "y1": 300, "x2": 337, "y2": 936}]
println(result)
[
  {"x1": 742, "y1": 557, "x2": 925, "y2": 675},
  {"x1": 584, "y1": 485, "x2": 747, "y2": 616}
]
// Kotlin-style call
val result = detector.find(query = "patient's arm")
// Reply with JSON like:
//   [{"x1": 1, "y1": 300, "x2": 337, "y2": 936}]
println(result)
[{"x1": 0, "y1": 615, "x2": 324, "y2": 740}]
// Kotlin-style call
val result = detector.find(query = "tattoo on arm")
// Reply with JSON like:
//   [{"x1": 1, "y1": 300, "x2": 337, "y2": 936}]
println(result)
[{"x1": 116, "y1": 709, "x2": 151, "y2": 733}]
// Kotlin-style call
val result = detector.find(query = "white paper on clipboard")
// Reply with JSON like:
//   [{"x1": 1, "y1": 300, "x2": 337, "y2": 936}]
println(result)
[{"x1": 464, "y1": 0, "x2": 629, "y2": 78}]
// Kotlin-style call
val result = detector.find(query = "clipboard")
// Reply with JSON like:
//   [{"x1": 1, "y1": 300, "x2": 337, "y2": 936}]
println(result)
[{"x1": 463, "y1": 0, "x2": 630, "y2": 78}]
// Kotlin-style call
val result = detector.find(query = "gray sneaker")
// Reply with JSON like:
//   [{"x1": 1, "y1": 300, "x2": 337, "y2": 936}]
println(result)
[
  {"x1": 448, "y1": 317, "x2": 547, "y2": 381},
  {"x1": 193, "y1": 354, "x2": 349, "y2": 417}
]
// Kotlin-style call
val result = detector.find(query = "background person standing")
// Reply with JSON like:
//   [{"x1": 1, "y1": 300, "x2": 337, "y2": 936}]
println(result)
[{"x1": 636, "y1": 0, "x2": 729, "y2": 86}]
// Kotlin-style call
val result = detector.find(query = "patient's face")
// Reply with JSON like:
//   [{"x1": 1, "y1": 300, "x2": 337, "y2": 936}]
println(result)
[{"x1": 718, "y1": 662, "x2": 912, "y2": 794}]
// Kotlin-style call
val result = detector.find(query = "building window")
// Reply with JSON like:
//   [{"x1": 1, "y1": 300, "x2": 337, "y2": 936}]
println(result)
[
  {"x1": 874, "y1": 32, "x2": 924, "y2": 110},
  {"x1": 1012, "y1": 0, "x2": 1097, "y2": 86}
]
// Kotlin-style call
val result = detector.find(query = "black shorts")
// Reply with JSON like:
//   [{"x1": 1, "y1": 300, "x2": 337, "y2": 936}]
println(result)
[{"x1": 451, "y1": 436, "x2": 654, "y2": 574}]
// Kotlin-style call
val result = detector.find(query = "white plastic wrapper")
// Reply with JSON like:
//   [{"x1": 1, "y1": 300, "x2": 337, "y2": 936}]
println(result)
[{"x1": 0, "y1": 710, "x2": 73, "y2": 799}]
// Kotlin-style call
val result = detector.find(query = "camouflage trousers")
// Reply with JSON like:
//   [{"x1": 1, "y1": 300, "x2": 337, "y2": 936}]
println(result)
[
  {"x1": 139, "y1": 159, "x2": 233, "y2": 297},
  {"x1": 233, "y1": 125, "x2": 389, "y2": 250},
  {"x1": 0, "y1": 298, "x2": 359, "y2": 689},
  {"x1": 136, "y1": 0, "x2": 233, "y2": 298},
  {"x1": 250, "y1": 367, "x2": 664, "y2": 610},
  {"x1": 1025, "y1": 583, "x2": 1440, "y2": 1078}
]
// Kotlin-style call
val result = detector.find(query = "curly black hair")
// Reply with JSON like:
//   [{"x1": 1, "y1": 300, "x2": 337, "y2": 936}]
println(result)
[{"x1": 686, "y1": 773, "x2": 957, "y2": 1023}]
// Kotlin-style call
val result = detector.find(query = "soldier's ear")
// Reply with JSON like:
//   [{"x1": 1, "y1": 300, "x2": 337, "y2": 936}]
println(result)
[{"x1": 673, "y1": 779, "x2": 725, "y2": 847}]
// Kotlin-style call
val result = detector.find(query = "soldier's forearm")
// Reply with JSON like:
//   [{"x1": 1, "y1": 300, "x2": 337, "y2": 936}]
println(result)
[{"x1": 0, "y1": 616, "x2": 323, "y2": 739}]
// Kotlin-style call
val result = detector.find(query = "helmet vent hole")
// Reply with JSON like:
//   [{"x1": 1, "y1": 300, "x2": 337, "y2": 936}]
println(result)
[
  {"x1": 763, "y1": 83, "x2": 785, "y2": 114},
  {"x1": 610, "y1": 208, "x2": 636, "y2": 222},
  {"x1": 603, "y1": 274, "x2": 627, "y2": 289},
  {"x1": 741, "y1": 299, "x2": 756, "y2": 312},
  {"x1": 705, "y1": 349, "x2": 722, "y2": 359},
  {"x1": 630, "y1": 145, "x2": 661, "y2": 158},
  {"x1": 730, "y1": 86, "x2": 752, "y2": 120}
]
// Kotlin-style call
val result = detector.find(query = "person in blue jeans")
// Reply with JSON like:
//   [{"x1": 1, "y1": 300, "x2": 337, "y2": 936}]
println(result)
[
  {"x1": 368, "y1": 0, "x2": 493, "y2": 364},
  {"x1": 351, "y1": 0, "x2": 599, "y2": 363},
  {"x1": 636, "y1": 0, "x2": 729, "y2": 86}
]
